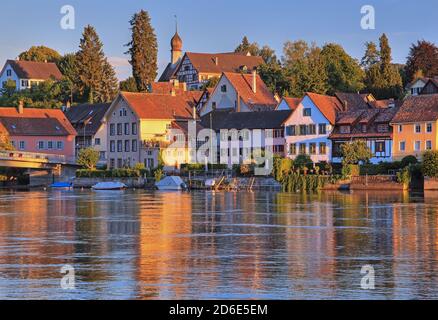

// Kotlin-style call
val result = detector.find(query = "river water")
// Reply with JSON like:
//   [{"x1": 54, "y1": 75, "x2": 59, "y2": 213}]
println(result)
[{"x1": 0, "y1": 189, "x2": 437, "y2": 300}]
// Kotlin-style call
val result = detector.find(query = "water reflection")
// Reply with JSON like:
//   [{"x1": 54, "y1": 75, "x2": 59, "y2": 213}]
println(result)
[{"x1": 0, "y1": 190, "x2": 437, "y2": 299}]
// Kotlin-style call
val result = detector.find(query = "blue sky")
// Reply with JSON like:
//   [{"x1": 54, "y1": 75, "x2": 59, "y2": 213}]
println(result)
[{"x1": 1, "y1": 0, "x2": 436, "y2": 80}]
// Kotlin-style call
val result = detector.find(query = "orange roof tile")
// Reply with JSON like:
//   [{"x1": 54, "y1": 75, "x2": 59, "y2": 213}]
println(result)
[
  {"x1": 282, "y1": 97, "x2": 302, "y2": 110},
  {"x1": 306, "y1": 92, "x2": 344, "y2": 124},
  {"x1": 2, "y1": 60, "x2": 62, "y2": 80},
  {"x1": 120, "y1": 92, "x2": 194, "y2": 120}
]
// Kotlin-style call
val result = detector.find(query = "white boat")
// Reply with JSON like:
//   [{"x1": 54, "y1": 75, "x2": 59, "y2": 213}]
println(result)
[
  {"x1": 155, "y1": 176, "x2": 187, "y2": 191},
  {"x1": 92, "y1": 182, "x2": 127, "y2": 190}
]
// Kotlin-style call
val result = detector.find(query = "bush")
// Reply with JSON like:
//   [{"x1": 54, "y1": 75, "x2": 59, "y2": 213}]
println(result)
[
  {"x1": 422, "y1": 151, "x2": 438, "y2": 177},
  {"x1": 360, "y1": 161, "x2": 404, "y2": 175},
  {"x1": 77, "y1": 148, "x2": 100, "y2": 170},
  {"x1": 154, "y1": 169, "x2": 164, "y2": 182},
  {"x1": 401, "y1": 155, "x2": 418, "y2": 168},
  {"x1": 76, "y1": 169, "x2": 141, "y2": 178},
  {"x1": 342, "y1": 164, "x2": 359, "y2": 179},
  {"x1": 294, "y1": 155, "x2": 313, "y2": 169},
  {"x1": 396, "y1": 167, "x2": 411, "y2": 185},
  {"x1": 273, "y1": 156, "x2": 293, "y2": 181}
]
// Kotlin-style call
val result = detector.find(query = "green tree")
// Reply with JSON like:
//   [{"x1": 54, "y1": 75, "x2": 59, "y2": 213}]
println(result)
[
  {"x1": 19, "y1": 46, "x2": 61, "y2": 63},
  {"x1": 77, "y1": 147, "x2": 100, "y2": 170},
  {"x1": 125, "y1": 10, "x2": 158, "y2": 92},
  {"x1": 120, "y1": 77, "x2": 138, "y2": 92},
  {"x1": 405, "y1": 40, "x2": 438, "y2": 82},
  {"x1": 283, "y1": 41, "x2": 328, "y2": 97},
  {"x1": 76, "y1": 25, "x2": 118, "y2": 103},
  {"x1": 361, "y1": 41, "x2": 379, "y2": 69},
  {"x1": 321, "y1": 43, "x2": 365, "y2": 94},
  {"x1": 341, "y1": 140, "x2": 372, "y2": 165},
  {"x1": 201, "y1": 76, "x2": 220, "y2": 90},
  {"x1": 57, "y1": 53, "x2": 79, "y2": 103},
  {"x1": 0, "y1": 79, "x2": 17, "y2": 97},
  {"x1": 422, "y1": 151, "x2": 438, "y2": 177},
  {"x1": 0, "y1": 133, "x2": 15, "y2": 151}
]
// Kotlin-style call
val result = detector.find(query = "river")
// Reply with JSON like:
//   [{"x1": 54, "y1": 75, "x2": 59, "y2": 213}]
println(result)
[{"x1": 0, "y1": 189, "x2": 437, "y2": 300}]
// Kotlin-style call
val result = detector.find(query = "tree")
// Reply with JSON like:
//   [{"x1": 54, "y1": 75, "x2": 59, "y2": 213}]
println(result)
[
  {"x1": 120, "y1": 77, "x2": 138, "y2": 92},
  {"x1": 362, "y1": 34, "x2": 403, "y2": 99},
  {"x1": 125, "y1": 10, "x2": 158, "y2": 92},
  {"x1": 0, "y1": 133, "x2": 15, "y2": 151},
  {"x1": 57, "y1": 53, "x2": 79, "y2": 103},
  {"x1": 77, "y1": 147, "x2": 100, "y2": 170},
  {"x1": 282, "y1": 40, "x2": 328, "y2": 97},
  {"x1": 19, "y1": 46, "x2": 61, "y2": 63},
  {"x1": 235, "y1": 36, "x2": 260, "y2": 56},
  {"x1": 341, "y1": 140, "x2": 372, "y2": 165},
  {"x1": 321, "y1": 43, "x2": 365, "y2": 94},
  {"x1": 422, "y1": 150, "x2": 438, "y2": 178},
  {"x1": 76, "y1": 25, "x2": 118, "y2": 103},
  {"x1": 201, "y1": 76, "x2": 220, "y2": 90},
  {"x1": 361, "y1": 41, "x2": 379, "y2": 70},
  {"x1": 0, "y1": 79, "x2": 17, "y2": 97},
  {"x1": 405, "y1": 40, "x2": 438, "y2": 82}
]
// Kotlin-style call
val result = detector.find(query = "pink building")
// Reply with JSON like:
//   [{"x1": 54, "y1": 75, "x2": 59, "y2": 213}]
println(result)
[{"x1": 0, "y1": 104, "x2": 77, "y2": 158}]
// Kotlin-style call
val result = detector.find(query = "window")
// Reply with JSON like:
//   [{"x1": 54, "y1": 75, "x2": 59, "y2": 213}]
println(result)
[
  {"x1": 212, "y1": 102, "x2": 217, "y2": 110},
  {"x1": 47, "y1": 141, "x2": 54, "y2": 149},
  {"x1": 375, "y1": 141, "x2": 385, "y2": 153},
  {"x1": 110, "y1": 159, "x2": 115, "y2": 169},
  {"x1": 398, "y1": 125, "x2": 403, "y2": 133},
  {"x1": 299, "y1": 125, "x2": 307, "y2": 136},
  {"x1": 37, "y1": 141, "x2": 45, "y2": 150},
  {"x1": 6, "y1": 70, "x2": 11, "y2": 77},
  {"x1": 399, "y1": 141, "x2": 406, "y2": 152},
  {"x1": 117, "y1": 140, "x2": 123, "y2": 152},
  {"x1": 414, "y1": 141, "x2": 421, "y2": 151},
  {"x1": 21, "y1": 80, "x2": 29, "y2": 87},
  {"x1": 319, "y1": 142, "x2": 327, "y2": 155},
  {"x1": 110, "y1": 140, "x2": 115, "y2": 152},
  {"x1": 426, "y1": 140, "x2": 432, "y2": 150},
  {"x1": 117, "y1": 123, "x2": 122, "y2": 135},
  {"x1": 125, "y1": 140, "x2": 130, "y2": 152},
  {"x1": 340, "y1": 126, "x2": 350, "y2": 134},
  {"x1": 318, "y1": 124, "x2": 327, "y2": 135},
  {"x1": 146, "y1": 158, "x2": 155, "y2": 169},
  {"x1": 117, "y1": 158, "x2": 123, "y2": 168},
  {"x1": 132, "y1": 140, "x2": 138, "y2": 152},
  {"x1": 221, "y1": 85, "x2": 227, "y2": 93},
  {"x1": 95, "y1": 138, "x2": 101, "y2": 146},
  {"x1": 377, "y1": 124, "x2": 389, "y2": 133},
  {"x1": 362, "y1": 124, "x2": 367, "y2": 133},
  {"x1": 132, "y1": 123, "x2": 138, "y2": 135},
  {"x1": 57, "y1": 141, "x2": 64, "y2": 150},
  {"x1": 299, "y1": 143, "x2": 306, "y2": 155},
  {"x1": 19, "y1": 141, "x2": 25, "y2": 150},
  {"x1": 289, "y1": 143, "x2": 297, "y2": 155},
  {"x1": 286, "y1": 125, "x2": 296, "y2": 136},
  {"x1": 99, "y1": 151, "x2": 106, "y2": 160},
  {"x1": 308, "y1": 124, "x2": 316, "y2": 135},
  {"x1": 124, "y1": 123, "x2": 130, "y2": 135},
  {"x1": 427, "y1": 123, "x2": 433, "y2": 133},
  {"x1": 309, "y1": 143, "x2": 317, "y2": 155},
  {"x1": 415, "y1": 124, "x2": 421, "y2": 133},
  {"x1": 110, "y1": 124, "x2": 115, "y2": 136},
  {"x1": 303, "y1": 108, "x2": 312, "y2": 117}
]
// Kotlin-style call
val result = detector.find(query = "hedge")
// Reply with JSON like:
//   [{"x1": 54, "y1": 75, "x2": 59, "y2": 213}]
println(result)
[{"x1": 76, "y1": 169, "x2": 142, "y2": 178}]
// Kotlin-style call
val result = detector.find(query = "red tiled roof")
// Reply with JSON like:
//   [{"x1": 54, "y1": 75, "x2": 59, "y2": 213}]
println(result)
[
  {"x1": 223, "y1": 72, "x2": 277, "y2": 109},
  {"x1": 392, "y1": 94, "x2": 438, "y2": 123},
  {"x1": 335, "y1": 92, "x2": 370, "y2": 110},
  {"x1": 0, "y1": 107, "x2": 76, "y2": 136},
  {"x1": 306, "y1": 92, "x2": 343, "y2": 124},
  {"x1": 120, "y1": 92, "x2": 194, "y2": 120},
  {"x1": 2, "y1": 60, "x2": 62, "y2": 80},
  {"x1": 182, "y1": 52, "x2": 264, "y2": 74}
]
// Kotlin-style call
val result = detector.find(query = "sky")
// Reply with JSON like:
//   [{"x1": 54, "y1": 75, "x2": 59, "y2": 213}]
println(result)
[{"x1": 1, "y1": 0, "x2": 437, "y2": 81}]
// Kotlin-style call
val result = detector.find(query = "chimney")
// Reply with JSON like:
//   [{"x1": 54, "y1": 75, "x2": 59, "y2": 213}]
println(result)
[
  {"x1": 252, "y1": 68, "x2": 257, "y2": 94},
  {"x1": 344, "y1": 100, "x2": 348, "y2": 112},
  {"x1": 193, "y1": 106, "x2": 197, "y2": 120},
  {"x1": 171, "y1": 88, "x2": 176, "y2": 96},
  {"x1": 214, "y1": 57, "x2": 219, "y2": 66},
  {"x1": 18, "y1": 100, "x2": 24, "y2": 114},
  {"x1": 182, "y1": 82, "x2": 187, "y2": 92}
]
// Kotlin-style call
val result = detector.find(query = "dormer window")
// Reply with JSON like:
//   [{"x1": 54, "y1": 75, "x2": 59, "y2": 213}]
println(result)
[
  {"x1": 361, "y1": 125, "x2": 367, "y2": 133},
  {"x1": 221, "y1": 85, "x2": 227, "y2": 93},
  {"x1": 303, "y1": 108, "x2": 312, "y2": 117},
  {"x1": 6, "y1": 70, "x2": 11, "y2": 77},
  {"x1": 377, "y1": 124, "x2": 389, "y2": 133}
]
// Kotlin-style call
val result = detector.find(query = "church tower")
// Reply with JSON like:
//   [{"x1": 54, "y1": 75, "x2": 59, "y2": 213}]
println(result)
[{"x1": 171, "y1": 20, "x2": 183, "y2": 65}]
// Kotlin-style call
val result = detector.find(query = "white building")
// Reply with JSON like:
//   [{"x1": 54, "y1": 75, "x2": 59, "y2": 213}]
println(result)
[
  {"x1": 283, "y1": 93, "x2": 344, "y2": 163},
  {"x1": 0, "y1": 59, "x2": 62, "y2": 93}
]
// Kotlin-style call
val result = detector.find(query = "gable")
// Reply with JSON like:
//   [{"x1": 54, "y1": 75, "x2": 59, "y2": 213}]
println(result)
[{"x1": 284, "y1": 96, "x2": 331, "y2": 125}]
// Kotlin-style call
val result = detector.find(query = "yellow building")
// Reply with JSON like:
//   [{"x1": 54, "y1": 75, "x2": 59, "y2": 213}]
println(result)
[
  {"x1": 391, "y1": 95, "x2": 438, "y2": 160},
  {"x1": 104, "y1": 91, "x2": 202, "y2": 170}
]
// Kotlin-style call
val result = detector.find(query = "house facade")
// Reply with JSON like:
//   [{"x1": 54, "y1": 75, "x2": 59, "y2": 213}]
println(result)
[
  {"x1": 200, "y1": 71, "x2": 277, "y2": 117},
  {"x1": 406, "y1": 77, "x2": 430, "y2": 96},
  {"x1": 284, "y1": 93, "x2": 343, "y2": 163},
  {"x1": 0, "y1": 60, "x2": 62, "y2": 93},
  {"x1": 391, "y1": 94, "x2": 438, "y2": 160},
  {"x1": 201, "y1": 110, "x2": 291, "y2": 167},
  {"x1": 65, "y1": 103, "x2": 111, "y2": 166},
  {"x1": 0, "y1": 103, "x2": 76, "y2": 159},
  {"x1": 330, "y1": 107, "x2": 398, "y2": 164}
]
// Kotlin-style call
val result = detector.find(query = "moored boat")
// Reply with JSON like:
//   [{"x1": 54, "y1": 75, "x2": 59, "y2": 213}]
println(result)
[
  {"x1": 155, "y1": 176, "x2": 187, "y2": 191},
  {"x1": 92, "y1": 182, "x2": 127, "y2": 190},
  {"x1": 50, "y1": 182, "x2": 73, "y2": 190}
]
